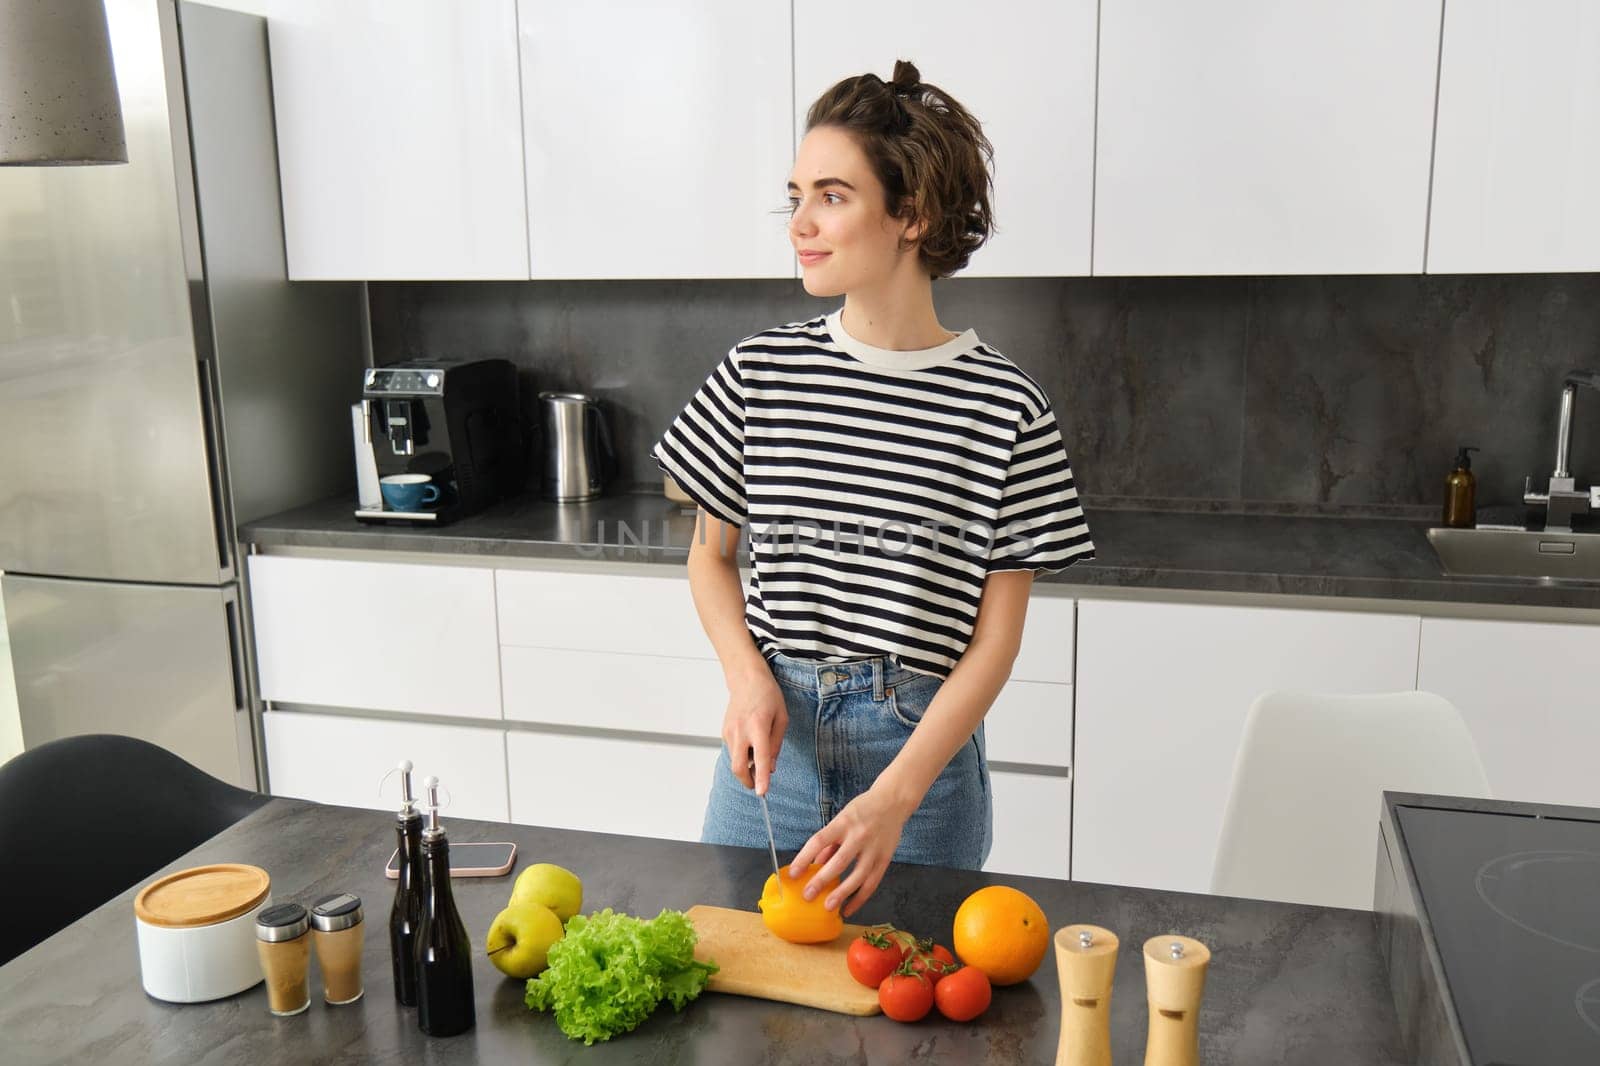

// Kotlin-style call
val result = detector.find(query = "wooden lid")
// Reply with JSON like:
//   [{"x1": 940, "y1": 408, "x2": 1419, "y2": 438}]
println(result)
[{"x1": 134, "y1": 864, "x2": 271, "y2": 929}]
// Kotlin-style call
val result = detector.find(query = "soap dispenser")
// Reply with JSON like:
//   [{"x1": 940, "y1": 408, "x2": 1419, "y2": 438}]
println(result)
[{"x1": 1443, "y1": 446, "x2": 1479, "y2": 529}]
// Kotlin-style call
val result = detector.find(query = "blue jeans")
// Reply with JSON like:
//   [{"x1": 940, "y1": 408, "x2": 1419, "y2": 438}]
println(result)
[{"x1": 701, "y1": 650, "x2": 992, "y2": 869}]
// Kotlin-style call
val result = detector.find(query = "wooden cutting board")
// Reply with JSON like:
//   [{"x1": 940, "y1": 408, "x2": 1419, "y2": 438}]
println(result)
[{"x1": 687, "y1": 904, "x2": 881, "y2": 1016}]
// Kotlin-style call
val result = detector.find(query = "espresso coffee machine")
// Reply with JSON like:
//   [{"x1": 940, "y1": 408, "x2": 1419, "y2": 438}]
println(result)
[{"x1": 355, "y1": 358, "x2": 525, "y2": 524}]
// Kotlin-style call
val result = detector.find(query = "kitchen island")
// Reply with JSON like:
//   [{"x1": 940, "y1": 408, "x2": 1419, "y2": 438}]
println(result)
[{"x1": 0, "y1": 797, "x2": 1407, "y2": 1064}]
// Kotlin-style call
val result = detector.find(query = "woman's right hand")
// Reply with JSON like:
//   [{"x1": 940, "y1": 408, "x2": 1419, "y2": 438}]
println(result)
[{"x1": 721, "y1": 668, "x2": 788, "y2": 796}]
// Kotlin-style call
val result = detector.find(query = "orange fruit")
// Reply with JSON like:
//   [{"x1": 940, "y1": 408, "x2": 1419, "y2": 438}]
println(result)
[{"x1": 951, "y1": 885, "x2": 1050, "y2": 985}]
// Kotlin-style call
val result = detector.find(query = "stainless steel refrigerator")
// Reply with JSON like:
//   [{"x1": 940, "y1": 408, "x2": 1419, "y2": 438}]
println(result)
[{"x1": 0, "y1": 0, "x2": 366, "y2": 786}]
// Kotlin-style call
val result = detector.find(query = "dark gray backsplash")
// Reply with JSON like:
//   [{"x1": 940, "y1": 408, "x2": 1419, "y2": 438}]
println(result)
[{"x1": 368, "y1": 275, "x2": 1600, "y2": 514}]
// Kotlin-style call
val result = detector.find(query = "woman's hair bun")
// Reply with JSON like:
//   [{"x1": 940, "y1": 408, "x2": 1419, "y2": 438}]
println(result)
[
  {"x1": 804, "y1": 59, "x2": 995, "y2": 278},
  {"x1": 889, "y1": 59, "x2": 921, "y2": 94}
]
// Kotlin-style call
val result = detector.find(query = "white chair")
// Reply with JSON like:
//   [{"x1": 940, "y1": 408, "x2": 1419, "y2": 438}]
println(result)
[{"x1": 1210, "y1": 690, "x2": 1491, "y2": 911}]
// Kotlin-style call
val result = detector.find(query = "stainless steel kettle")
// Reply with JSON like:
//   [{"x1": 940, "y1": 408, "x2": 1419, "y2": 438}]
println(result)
[{"x1": 539, "y1": 392, "x2": 614, "y2": 502}]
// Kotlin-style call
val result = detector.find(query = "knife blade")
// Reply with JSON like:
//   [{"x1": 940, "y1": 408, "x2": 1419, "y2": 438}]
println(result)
[{"x1": 748, "y1": 756, "x2": 784, "y2": 895}]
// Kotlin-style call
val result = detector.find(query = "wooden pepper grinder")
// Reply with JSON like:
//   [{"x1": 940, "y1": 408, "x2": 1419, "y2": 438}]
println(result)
[
  {"x1": 1142, "y1": 935, "x2": 1210, "y2": 1066},
  {"x1": 1053, "y1": 924, "x2": 1119, "y2": 1066}
]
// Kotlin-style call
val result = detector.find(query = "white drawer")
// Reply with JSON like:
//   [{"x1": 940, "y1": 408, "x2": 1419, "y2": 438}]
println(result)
[
  {"x1": 503, "y1": 646, "x2": 1070, "y2": 766},
  {"x1": 985, "y1": 681, "x2": 1072, "y2": 768},
  {"x1": 249, "y1": 555, "x2": 500, "y2": 719},
  {"x1": 1013, "y1": 596, "x2": 1075, "y2": 683},
  {"x1": 506, "y1": 731, "x2": 719, "y2": 842},
  {"x1": 497, "y1": 569, "x2": 1074, "y2": 684},
  {"x1": 502, "y1": 646, "x2": 724, "y2": 738},
  {"x1": 985, "y1": 771, "x2": 1071, "y2": 880},
  {"x1": 263, "y1": 711, "x2": 509, "y2": 822},
  {"x1": 496, "y1": 570, "x2": 714, "y2": 658}
]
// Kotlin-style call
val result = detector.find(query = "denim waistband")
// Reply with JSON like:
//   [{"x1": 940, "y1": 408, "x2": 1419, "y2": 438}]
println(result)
[{"x1": 765, "y1": 649, "x2": 928, "y2": 698}]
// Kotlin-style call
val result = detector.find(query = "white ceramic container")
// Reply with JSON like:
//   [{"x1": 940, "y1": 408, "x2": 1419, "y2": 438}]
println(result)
[{"x1": 133, "y1": 864, "x2": 271, "y2": 1003}]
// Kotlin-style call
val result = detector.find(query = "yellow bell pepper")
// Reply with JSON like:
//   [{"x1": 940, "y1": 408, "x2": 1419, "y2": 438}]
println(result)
[{"x1": 758, "y1": 863, "x2": 844, "y2": 944}]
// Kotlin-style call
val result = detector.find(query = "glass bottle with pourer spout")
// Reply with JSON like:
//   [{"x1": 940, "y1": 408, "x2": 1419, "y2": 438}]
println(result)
[
  {"x1": 415, "y1": 775, "x2": 475, "y2": 1037},
  {"x1": 388, "y1": 759, "x2": 424, "y2": 1007}
]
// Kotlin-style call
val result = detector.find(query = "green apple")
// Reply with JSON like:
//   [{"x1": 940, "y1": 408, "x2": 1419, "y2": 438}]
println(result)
[
  {"x1": 485, "y1": 901, "x2": 564, "y2": 979},
  {"x1": 509, "y1": 862, "x2": 583, "y2": 922}
]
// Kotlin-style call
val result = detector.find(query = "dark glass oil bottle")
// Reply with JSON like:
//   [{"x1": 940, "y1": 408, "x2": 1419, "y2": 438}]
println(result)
[
  {"x1": 389, "y1": 761, "x2": 424, "y2": 1007},
  {"x1": 415, "y1": 776, "x2": 475, "y2": 1037}
]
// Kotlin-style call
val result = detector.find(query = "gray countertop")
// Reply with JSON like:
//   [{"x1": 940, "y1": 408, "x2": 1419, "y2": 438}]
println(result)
[
  {"x1": 241, "y1": 493, "x2": 1600, "y2": 612},
  {"x1": 0, "y1": 798, "x2": 1407, "y2": 1065}
]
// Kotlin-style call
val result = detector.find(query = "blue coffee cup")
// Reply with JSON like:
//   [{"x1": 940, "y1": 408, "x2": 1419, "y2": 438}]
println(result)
[{"x1": 380, "y1": 474, "x2": 440, "y2": 512}]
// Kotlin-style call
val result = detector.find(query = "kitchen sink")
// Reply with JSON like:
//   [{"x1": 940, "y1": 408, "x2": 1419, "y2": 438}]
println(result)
[{"x1": 1427, "y1": 525, "x2": 1600, "y2": 582}]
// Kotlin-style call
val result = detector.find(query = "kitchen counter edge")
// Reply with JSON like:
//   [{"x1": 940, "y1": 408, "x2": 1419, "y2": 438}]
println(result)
[{"x1": 238, "y1": 494, "x2": 1600, "y2": 618}]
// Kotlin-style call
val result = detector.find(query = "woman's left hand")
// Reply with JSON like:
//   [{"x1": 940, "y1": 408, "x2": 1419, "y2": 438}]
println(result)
[{"x1": 788, "y1": 786, "x2": 914, "y2": 918}]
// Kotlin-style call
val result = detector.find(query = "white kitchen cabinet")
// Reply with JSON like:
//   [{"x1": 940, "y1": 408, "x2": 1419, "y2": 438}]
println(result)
[
  {"x1": 266, "y1": 0, "x2": 529, "y2": 280},
  {"x1": 501, "y1": 647, "x2": 1072, "y2": 769},
  {"x1": 792, "y1": 0, "x2": 1097, "y2": 278},
  {"x1": 985, "y1": 770, "x2": 1071, "y2": 880},
  {"x1": 1417, "y1": 617, "x2": 1600, "y2": 807},
  {"x1": 506, "y1": 729, "x2": 1069, "y2": 875},
  {"x1": 499, "y1": 570, "x2": 1074, "y2": 762},
  {"x1": 1073, "y1": 599, "x2": 1420, "y2": 894},
  {"x1": 1013, "y1": 595, "x2": 1075, "y2": 683},
  {"x1": 507, "y1": 731, "x2": 720, "y2": 841},
  {"x1": 249, "y1": 555, "x2": 501, "y2": 719},
  {"x1": 1427, "y1": 1, "x2": 1600, "y2": 272},
  {"x1": 497, "y1": 570, "x2": 1069, "y2": 674},
  {"x1": 496, "y1": 569, "x2": 715, "y2": 659},
  {"x1": 262, "y1": 710, "x2": 510, "y2": 822},
  {"x1": 985, "y1": 682, "x2": 1072, "y2": 768},
  {"x1": 986, "y1": 595, "x2": 1074, "y2": 767},
  {"x1": 1094, "y1": 0, "x2": 1440, "y2": 275},
  {"x1": 501, "y1": 646, "x2": 726, "y2": 738},
  {"x1": 517, "y1": 0, "x2": 792, "y2": 279}
]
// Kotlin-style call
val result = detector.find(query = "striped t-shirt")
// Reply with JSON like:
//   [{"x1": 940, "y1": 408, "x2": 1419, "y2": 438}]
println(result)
[{"x1": 652, "y1": 309, "x2": 1094, "y2": 679}]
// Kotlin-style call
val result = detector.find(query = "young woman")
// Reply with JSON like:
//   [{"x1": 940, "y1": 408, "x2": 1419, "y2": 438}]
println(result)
[{"x1": 652, "y1": 61, "x2": 1093, "y2": 917}]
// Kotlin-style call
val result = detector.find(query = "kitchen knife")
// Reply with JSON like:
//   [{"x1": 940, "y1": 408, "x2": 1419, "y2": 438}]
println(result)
[{"x1": 748, "y1": 756, "x2": 784, "y2": 895}]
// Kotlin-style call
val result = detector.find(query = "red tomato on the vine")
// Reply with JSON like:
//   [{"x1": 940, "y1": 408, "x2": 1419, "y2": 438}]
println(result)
[
  {"x1": 847, "y1": 925, "x2": 910, "y2": 989},
  {"x1": 908, "y1": 943, "x2": 957, "y2": 985},
  {"x1": 934, "y1": 964, "x2": 992, "y2": 1022},
  {"x1": 879, "y1": 969, "x2": 934, "y2": 1022}
]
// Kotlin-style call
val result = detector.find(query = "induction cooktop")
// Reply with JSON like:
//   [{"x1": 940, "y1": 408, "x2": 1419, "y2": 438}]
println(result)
[{"x1": 1395, "y1": 800, "x2": 1600, "y2": 1066}]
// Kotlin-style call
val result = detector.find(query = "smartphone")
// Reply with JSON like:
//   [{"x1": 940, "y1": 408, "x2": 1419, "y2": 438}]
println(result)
[{"x1": 385, "y1": 841, "x2": 516, "y2": 878}]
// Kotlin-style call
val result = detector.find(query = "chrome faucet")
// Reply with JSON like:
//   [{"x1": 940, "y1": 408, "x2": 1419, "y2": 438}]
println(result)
[{"x1": 1524, "y1": 369, "x2": 1600, "y2": 533}]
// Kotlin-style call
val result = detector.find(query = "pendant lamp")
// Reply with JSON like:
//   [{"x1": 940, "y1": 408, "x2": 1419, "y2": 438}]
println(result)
[{"x1": 0, "y1": 0, "x2": 128, "y2": 165}]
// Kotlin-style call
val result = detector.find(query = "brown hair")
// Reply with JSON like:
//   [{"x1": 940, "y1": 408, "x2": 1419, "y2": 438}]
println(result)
[{"x1": 804, "y1": 59, "x2": 994, "y2": 279}]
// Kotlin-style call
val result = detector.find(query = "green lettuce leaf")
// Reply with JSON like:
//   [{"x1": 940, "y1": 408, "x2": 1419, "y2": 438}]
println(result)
[{"x1": 524, "y1": 908, "x2": 719, "y2": 1044}]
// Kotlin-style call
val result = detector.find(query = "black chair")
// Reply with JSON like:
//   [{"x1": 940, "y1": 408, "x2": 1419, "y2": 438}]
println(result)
[{"x1": 0, "y1": 734, "x2": 269, "y2": 966}]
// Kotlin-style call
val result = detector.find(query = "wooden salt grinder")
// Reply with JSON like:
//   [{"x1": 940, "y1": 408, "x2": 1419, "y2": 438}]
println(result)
[
  {"x1": 1054, "y1": 924, "x2": 1119, "y2": 1066},
  {"x1": 1142, "y1": 934, "x2": 1210, "y2": 1066}
]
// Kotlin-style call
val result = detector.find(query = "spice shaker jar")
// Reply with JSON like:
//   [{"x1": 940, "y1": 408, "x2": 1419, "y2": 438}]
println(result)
[
  {"x1": 255, "y1": 903, "x2": 312, "y2": 1016},
  {"x1": 310, "y1": 893, "x2": 365, "y2": 1005}
]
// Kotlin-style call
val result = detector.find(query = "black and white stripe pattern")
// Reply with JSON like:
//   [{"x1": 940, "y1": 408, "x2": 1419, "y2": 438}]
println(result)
[{"x1": 654, "y1": 313, "x2": 1094, "y2": 679}]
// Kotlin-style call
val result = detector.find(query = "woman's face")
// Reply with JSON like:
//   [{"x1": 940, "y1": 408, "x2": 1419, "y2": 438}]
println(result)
[{"x1": 787, "y1": 125, "x2": 921, "y2": 297}]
